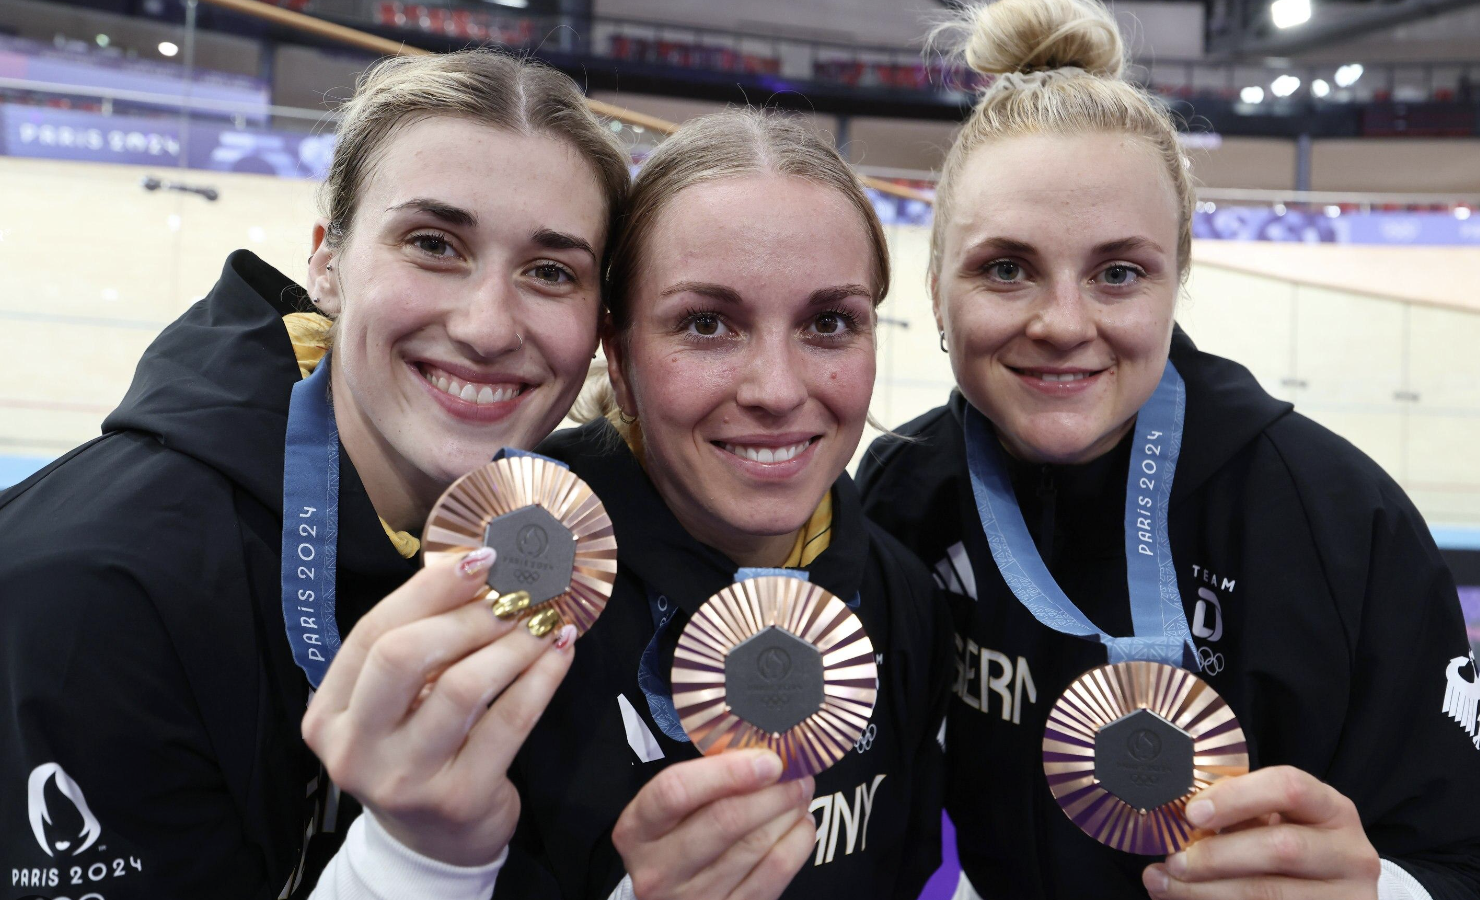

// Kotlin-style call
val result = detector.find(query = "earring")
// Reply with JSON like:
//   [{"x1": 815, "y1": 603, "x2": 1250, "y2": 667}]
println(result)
[
  {"x1": 327, "y1": 264, "x2": 334, "y2": 272},
  {"x1": 618, "y1": 411, "x2": 638, "y2": 426},
  {"x1": 939, "y1": 331, "x2": 948, "y2": 353}
]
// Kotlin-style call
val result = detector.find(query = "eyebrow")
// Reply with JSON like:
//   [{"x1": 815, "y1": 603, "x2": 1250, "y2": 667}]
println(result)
[
  {"x1": 965, "y1": 235, "x2": 1167, "y2": 258},
  {"x1": 531, "y1": 228, "x2": 596, "y2": 260},
  {"x1": 659, "y1": 281, "x2": 873, "y2": 305},
  {"x1": 965, "y1": 236, "x2": 1037, "y2": 257},
  {"x1": 386, "y1": 198, "x2": 477, "y2": 228},
  {"x1": 1092, "y1": 236, "x2": 1167, "y2": 257}
]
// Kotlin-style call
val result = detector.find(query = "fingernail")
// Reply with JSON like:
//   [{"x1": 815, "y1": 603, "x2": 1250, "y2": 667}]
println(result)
[
  {"x1": 553, "y1": 624, "x2": 577, "y2": 651},
  {"x1": 491, "y1": 590, "x2": 532, "y2": 619},
  {"x1": 526, "y1": 608, "x2": 562, "y2": 638},
  {"x1": 1185, "y1": 798, "x2": 1214, "y2": 826},
  {"x1": 1144, "y1": 864, "x2": 1169, "y2": 894},
  {"x1": 459, "y1": 547, "x2": 495, "y2": 576},
  {"x1": 751, "y1": 751, "x2": 782, "y2": 782},
  {"x1": 1166, "y1": 851, "x2": 1187, "y2": 876}
]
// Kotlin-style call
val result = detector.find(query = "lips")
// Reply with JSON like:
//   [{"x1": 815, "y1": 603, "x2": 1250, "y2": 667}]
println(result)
[
  {"x1": 415, "y1": 362, "x2": 526, "y2": 406},
  {"x1": 1008, "y1": 364, "x2": 1109, "y2": 395},
  {"x1": 717, "y1": 439, "x2": 812, "y2": 464}
]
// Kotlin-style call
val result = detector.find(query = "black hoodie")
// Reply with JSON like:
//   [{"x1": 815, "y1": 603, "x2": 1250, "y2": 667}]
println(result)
[
  {"x1": 0, "y1": 252, "x2": 414, "y2": 899},
  {"x1": 492, "y1": 419, "x2": 953, "y2": 900},
  {"x1": 857, "y1": 328, "x2": 1480, "y2": 899}
]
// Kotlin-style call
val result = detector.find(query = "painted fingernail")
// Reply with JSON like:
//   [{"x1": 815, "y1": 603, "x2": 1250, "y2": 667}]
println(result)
[
  {"x1": 459, "y1": 546, "x2": 495, "y2": 576},
  {"x1": 1143, "y1": 864, "x2": 1169, "y2": 894},
  {"x1": 1185, "y1": 798, "x2": 1214, "y2": 826},
  {"x1": 1166, "y1": 851, "x2": 1187, "y2": 876},
  {"x1": 752, "y1": 751, "x2": 782, "y2": 782},
  {"x1": 553, "y1": 624, "x2": 577, "y2": 651},
  {"x1": 491, "y1": 590, "x2": 532, "y2": 619},
  {"x1": 526, "y1": 608, "x2": 562, "y2": 638}
]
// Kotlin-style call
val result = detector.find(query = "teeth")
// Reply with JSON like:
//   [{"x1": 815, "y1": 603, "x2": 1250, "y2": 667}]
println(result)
[
  {"x1": 720, "y1": 441, "x2": 811, "y2": 463},
  {"x1": 1038, "y1": 372, "x2": 1091, "y2": 383},
  {"x1": 420, "y1": 364, "x2": 523, "y2": 405}
]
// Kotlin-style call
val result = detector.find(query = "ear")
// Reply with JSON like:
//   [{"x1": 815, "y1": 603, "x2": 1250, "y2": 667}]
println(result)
[
  {"x1": 929, "y1": 271, "x2": 946, "y2": 338},
  {"x1": 600, "y1": 315, "x2": 637, "y2": 417},
  {"x1": 307, "y1": 219, "x2": 341, "y2": 317}
]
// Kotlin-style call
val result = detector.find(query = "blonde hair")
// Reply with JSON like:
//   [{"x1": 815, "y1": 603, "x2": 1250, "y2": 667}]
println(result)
[
  {"x1": 574, "y1": 109, "x2": 891, "y2": 427},
  {"x1": 320, "y1": 49, "x2": 630, "y2": 249},
  {"x1": 929, "y1": 0, "x2": 1194, "y2": 278}
]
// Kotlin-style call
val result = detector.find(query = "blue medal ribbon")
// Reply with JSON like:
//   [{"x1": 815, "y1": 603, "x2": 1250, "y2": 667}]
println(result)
[
  {"x1": 279, "y1": 357, "x2": 564, "y2": 688},
  {"x1": 280, "y1": 356, "x2": 341, "y2": 688},
  {"x1": 963, "y1": 362, "x2": 1194, "y2": 668}
]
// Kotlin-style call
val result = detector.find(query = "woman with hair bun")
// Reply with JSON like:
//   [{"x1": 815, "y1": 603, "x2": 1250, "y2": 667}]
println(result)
[{"x1": 859, "y1": 0, "x2": 1480, "y2": 898}]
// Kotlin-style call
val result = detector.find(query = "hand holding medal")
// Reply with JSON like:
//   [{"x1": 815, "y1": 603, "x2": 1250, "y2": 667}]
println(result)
[
  {"x1": 609, "y1": 573, "x2": 877, "y2": 900},
  {"x1": 300, "y1": 450, "x2": 615, "y2": 868}
]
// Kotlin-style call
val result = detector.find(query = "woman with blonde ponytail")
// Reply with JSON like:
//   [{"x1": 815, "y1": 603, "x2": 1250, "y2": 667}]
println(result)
[{"x1": 860, "y1": 0, "x2": 1480, "y2": 898}]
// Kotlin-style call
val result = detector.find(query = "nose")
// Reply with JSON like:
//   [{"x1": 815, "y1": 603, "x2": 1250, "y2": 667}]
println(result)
[
  {"x1": 733, "y1": 331, "x2": 808, "y2": 418},
  {"x1": 443, "y1": 273, "x2": 524, "y2": 359},
  {"x1": 1024, "y1": 276, "x2": 1096, "y2": 351}
]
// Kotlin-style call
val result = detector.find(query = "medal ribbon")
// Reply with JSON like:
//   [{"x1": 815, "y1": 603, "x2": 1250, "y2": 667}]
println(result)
[
  {"x1": 963, "y1": 361, "x2": 1194, "y2": 667},
  {"x1": 280, "y1": 356, "x2": 564, "y2": 687},
  {"x1": 280, "y1": 355, "x2": 341, "y2": 689}
]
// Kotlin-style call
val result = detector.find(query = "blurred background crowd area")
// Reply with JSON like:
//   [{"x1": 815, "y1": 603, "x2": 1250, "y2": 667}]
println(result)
[{"x1": 0, "y1": 0, "x2": 1477, "y2": 655}]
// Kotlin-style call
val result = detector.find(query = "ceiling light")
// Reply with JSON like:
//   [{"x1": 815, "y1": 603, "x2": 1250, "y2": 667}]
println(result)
[
  {"x1": 1240, "y1": 86, "x2": 1266, "y2": 104},
  {"x1": 1271, "y1": 0, "x2": 1311, "y2": 29},
  {"x1": 95, "y1": 33, "x2": 110, "y2": 47},
  {"x1": 158, "y1": 41, "x2": 179, "y2": 57},
  {"x1": 1324, "y1": 205, "x2": 1341, "y2": 218},
  {"x1": 1335, "y1": 63, "x2": 1363, "y2": 88},
  {"x1": 490, "y1": 0, "x2": 529, "y2": 7},
  {"x1": 1271, "y1": 74, "x2": 1301, "y2": 97},
  {"x1": 1273, "y1": 202, "x2": 1287, "y2": 215},
  {"x1": 1456, "y1": 206, "x2": 1472, "y2": 220},
  {"x1": 1311, "y1": 78, "x2": 1330, "y2": 98}
]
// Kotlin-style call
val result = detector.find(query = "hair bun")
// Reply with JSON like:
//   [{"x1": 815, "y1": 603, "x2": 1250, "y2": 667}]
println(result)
[{"x1": 948, "y1": 0, "x2": 1124, "y2": 80}]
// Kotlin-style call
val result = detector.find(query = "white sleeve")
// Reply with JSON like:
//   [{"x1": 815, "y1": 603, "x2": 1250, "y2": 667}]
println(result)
[
  {"x1": 309, "y1": 812, "x2": 507, "y2": 900},
  {"x1": 1378, "y1": 859, "x2": 1434, "y2": 900},
  {"x1": 607, "y1": 874, "x2": 637, "y2": 900}
]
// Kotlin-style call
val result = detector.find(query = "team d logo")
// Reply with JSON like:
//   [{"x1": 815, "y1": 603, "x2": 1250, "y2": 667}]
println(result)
[
  {"x1": 1443, "y1": 652, "x2": 1480, "y2": 750},
  {"x1": 27, "y1": 763, "x2": 102, "y2": 857}
]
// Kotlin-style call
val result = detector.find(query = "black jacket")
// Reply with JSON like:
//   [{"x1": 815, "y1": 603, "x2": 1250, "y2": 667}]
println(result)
[
  {"x1": 0, "y1": 252, "x2": 413, "y2": 899},
  {"x1": 494, "y1": 419, "x2": 953, "y2": 900},
  {"x1": 857, "y1": 328, "x2": 1480, "y2": 899}
]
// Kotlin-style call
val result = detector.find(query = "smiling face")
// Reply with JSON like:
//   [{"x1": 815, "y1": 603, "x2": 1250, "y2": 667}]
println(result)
[
  {"x1": 308, "y1": 116, "x2": 607, "y2": 527},
  {"x1": 935, "y1": 131, "x2": 1181, "y2": 465},
  {"x1": 607, "y1": 174, "x2": 878, "y2": 566}
]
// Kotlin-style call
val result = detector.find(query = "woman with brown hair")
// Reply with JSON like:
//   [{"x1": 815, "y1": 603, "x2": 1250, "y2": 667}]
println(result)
[
  {"x1": 495, "y1": 109, "x2": 953, "y2": 900},
  {"x1": 0, "y1": 49, "x2": 628, "y2": 898},
  {"x1": 859, "y1": 0, "x2": 1480, "y2": 897}
]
